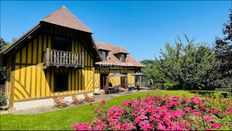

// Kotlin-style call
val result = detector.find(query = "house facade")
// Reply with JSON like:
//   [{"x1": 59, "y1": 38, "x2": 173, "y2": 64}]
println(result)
[
  {"x1": 1, "y1": 6, "x2": 101, "y2": 108},
  {"x1": 94, "y1": 42, "x2": 144, "y2": 90},
  {"x1": 0, "y1": 6, "x2": 143, "y2": 109}
]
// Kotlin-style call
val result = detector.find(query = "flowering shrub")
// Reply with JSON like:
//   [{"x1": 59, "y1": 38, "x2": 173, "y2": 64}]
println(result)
[{"x1": 73, "y1": 95, "x2": 232, "y2": 130}]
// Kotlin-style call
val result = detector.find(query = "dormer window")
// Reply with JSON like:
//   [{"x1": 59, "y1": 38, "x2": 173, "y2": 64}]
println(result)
[
  {"x1": 119, "y1": 54, "x2": 126, "y2": 62},
  {"x1": 100, "y1": 50, "x2": 108, "y2": 60}
]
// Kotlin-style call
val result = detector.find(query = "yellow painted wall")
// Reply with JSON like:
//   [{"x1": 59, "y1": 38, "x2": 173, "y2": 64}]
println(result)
[
  {"x1": 94, "y1": 72, "x2": 100, "y2": 88},
  {"x1": 127, "y1": 70, "x2": 135, "y2": 85},
  {"x1": 94, "y1": 69, "x2": 136, "y2": 88},
  {"x1": 11, "y1": 25, "x2": 95, "y2": 102},
  {"x1": 109, "y1": 70, "x2": 121, "y2": 86}
]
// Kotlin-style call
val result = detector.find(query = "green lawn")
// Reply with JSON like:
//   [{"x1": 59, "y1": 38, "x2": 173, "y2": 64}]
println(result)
[{"x1": 0, "y1": 90, "x2": 201, "y2": 130}]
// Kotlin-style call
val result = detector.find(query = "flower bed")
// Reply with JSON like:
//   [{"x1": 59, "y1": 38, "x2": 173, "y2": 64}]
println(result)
[{"x1": 73, "y1": 95, "x2": 232, "y2": 130}]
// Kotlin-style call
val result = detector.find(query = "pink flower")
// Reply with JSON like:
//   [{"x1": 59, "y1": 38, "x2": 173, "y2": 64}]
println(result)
[
  {"x1": 173, "y1": 109, "x2": 185, "y2": 118},
  {"x1": 190, "y1": 96, "x2": 204, "y2": 107},
  {"x1": 139, "y1": 120, "x2": 153, "y2": 130},
  {"x1": 211, "y1": 123, "x2": 221, "y2": 129},
  {"x1": 72, "y1": 95, "x2": 229, "y2": 130},
  {"x1": 134, "y1": 115, "x2": 143, "y2": 123},
  {"x1": 182, "y1": 98, "x2": 188, "y2": 104},
  {"x1": 163, "y1": 117, "x2": 172, "y2": 126},
  {"x1": 175, "y1": 124, "x2": 186, "y2": 130},
  {"x1": 93, "y1": 119, "x2": 106, "y2": 130},
  {"x1": 99, "y1": 100, "x2": 105, "y2": 106},
  {"x1": 120, "y1": 123, "x2": 136, "y2": 130},
  {"x1": 122, "y1": 100, "x2": 133, "y2": 106},
  {"x1": 112, "y1": 124, "x2": 121, "y2": 130},
  {"x1": 146, "y1": 105, "x2": 154, "y2": 113},
  {"x1": 158, "y1": 123, "x2": 166, "y2": 130},
  {"x1": 173, "y1": 96, "x2": 180, "y2": 101},
  {"x1": 209, "y1": 108, "x2": 217, "y2": 114},
  {"x1": 227, "y1": 108, "x2": 232, "y2": 113},
  {"x1": 184, "y1": 107, "x2": 192, "y2": 113},
  {"x1": 191, "y1": 111, "x2": 202, "y2": 116},
  {"x1": 107, "y1": 106, "x2": 124, "y2": 126},
  {"x1": 73, "y1": 123, "x2": 91, "y2": 131},
  {"x1": 204, "y1": 116, "x2": 214, "y2": 121}
]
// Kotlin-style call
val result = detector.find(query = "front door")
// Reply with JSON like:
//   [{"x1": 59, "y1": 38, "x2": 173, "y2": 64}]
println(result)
[
  {"x1": 100, "y1": 74, "x2": 108, "y2": 89},
  {"x1": 121, "y1": 74, "x2": 127, "y2": 88},
  {"x1": 54, "y1": 68, "x2": 68, "y2": 92}
]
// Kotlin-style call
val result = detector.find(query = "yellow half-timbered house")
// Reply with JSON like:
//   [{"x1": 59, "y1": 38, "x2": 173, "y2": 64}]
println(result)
[
  {"x1": 0, "y1": 6, "x2": 101, "y2": 109},
  {"x1": 0, "y1": 6, "x2": 144, "y2": 110}
]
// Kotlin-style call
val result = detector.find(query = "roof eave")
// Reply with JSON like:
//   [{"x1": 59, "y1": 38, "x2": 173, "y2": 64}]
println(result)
[
  {"x1": 113, "y1": 52, "x2": 129, "y2": 54},
  {"x1": 91, "y1": 40, "x2": 102, "y2": 62},
  {"x1": 40, "y1": 21, "x2": 93, "y2": 34},
  {"x1": 1, "y1": 23, "x2": 41, "y2": 55}
]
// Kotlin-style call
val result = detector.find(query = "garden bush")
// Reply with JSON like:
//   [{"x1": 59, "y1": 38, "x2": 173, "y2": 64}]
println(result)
[
  {"x1": 0, "y1": 90, "x2": 7, "y2": 106},
  {"x1": 73, "y1": 95, "x2": 232, "y2": 130}
]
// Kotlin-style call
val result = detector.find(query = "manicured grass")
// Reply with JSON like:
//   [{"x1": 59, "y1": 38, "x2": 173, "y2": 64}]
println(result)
[{"x1": 0, "y1": 90, "x2": 197, "y2": 130}]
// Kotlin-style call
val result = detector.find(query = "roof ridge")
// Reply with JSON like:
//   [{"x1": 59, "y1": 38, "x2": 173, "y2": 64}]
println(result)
[
  {"x1": 42, "y1": 6, "x2": 63, "y2": 21},
  {"x1": 62, "y1": 6, "x2": 92, "y2": 33},
  {"x1": 41, "y1": 6, "x2": 92, "y2": 33},
  {"x1": 95, "y1": 41, "x2": 128, "y2": 51}
]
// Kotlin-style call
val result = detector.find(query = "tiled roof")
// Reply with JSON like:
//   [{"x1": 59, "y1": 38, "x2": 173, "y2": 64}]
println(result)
[
  {"x1": 112, "y1": 46, "x2": 128, "y2": 54},
  {"x1": 95, "y1": 42, "x2": 144, "y2": 67},
  {"x1": 95, "y1": 42, "x2": 112, "y2": 51},
  {"x1": 41, "y1": 6, "x2": 92, "y2": 33}
]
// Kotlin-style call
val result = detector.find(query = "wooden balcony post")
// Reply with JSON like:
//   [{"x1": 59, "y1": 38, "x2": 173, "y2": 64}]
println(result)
[
  {"x1": 77, "y1": 54, "x2": 79, "y2": 65},
  {"x1": 69, "y1": 52, "x2": 71, "y2": 66},
  {"x1": 46, "y1": 48, "x2": 50, "y2": 66},
  {"x1": 71, "y1": 53, "x2": 74, "y2": 65},
  {"x1": 82, "y1": 52, "x2": 84, "y2": 68},
  {"x1": 50, "y1": 50, "x2": 53, "y2": 64},
  {"x1": 57, "y1": 51, "x2": 59, "y2": 65},
  {"x1": 53, "y1": 50, "x2": 56, "y2": 64},
  {"x1": 59, "y1": 52, "x2": 62, "y2": 65}
]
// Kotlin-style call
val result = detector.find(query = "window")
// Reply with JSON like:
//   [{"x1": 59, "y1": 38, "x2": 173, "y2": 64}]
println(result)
[
  {"x1": 119, "y1": 54, "x2": 126, "y2": 62},
  {"x1": 52, "y1": 36, "x2": 71, "y2": 51},
  {"x1": 100, "y1": 50, "x2": 108, "y2": 60}
]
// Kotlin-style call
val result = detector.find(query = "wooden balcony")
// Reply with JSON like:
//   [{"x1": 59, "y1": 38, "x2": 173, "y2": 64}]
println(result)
[{"x1": 43, "y1": 48, "x2": 84, "y2": 68}]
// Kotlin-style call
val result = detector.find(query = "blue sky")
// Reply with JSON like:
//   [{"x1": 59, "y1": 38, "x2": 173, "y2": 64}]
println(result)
[{"x1": 1, "y1": 1, "x2": 231, "y2": 60}]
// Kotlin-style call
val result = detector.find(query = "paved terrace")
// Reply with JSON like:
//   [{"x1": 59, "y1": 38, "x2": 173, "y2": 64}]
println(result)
[{"x1": 0, "y1": 87, "x2": 150, "y2": 115}]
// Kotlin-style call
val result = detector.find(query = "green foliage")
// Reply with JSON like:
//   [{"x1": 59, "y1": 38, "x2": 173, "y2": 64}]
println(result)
[
  {"x1": 141, "y1": 60, "x2": 165, "y2": 83},
  {"x1": 211, "y1": 92, "x2": 224, "y2": 99},
  {"x1": 158, "y1": 36, "x2": 215, "y2": 89},
  {"x1": 142, "y1": 35, "x2": 216, "y2": 90},
  {"x1": 0, "y1": 90, "x2": 7, "y2": 106},
  {"x1": 0, "y1": 38, "x2": 10, "y2": 51},
  {"x1": 214, "y1": 10, "x2": 232, "y2": 88},
  {"x1": 0, "y1": 38, "x2": 9, "y2": 84}
]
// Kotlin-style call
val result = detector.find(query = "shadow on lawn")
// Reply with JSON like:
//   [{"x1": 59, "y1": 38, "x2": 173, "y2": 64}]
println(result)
[
  {"x1": 188, "y1": 90, "x2": 215, "y2": 97},
  {"x1": 165, "y1": 89, "x2": 222, "y2": 97}
]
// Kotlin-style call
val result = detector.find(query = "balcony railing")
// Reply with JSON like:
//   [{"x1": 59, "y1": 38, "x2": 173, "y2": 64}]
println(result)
[{"x1": 43, "y1": 48, "x2": 84, "y2": 68}]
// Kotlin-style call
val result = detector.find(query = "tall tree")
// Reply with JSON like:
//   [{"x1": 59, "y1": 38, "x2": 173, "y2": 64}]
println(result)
[
  {"x1": 141, "y1": 59, "x2": 165, "y2": 83},
  {"x1": 0, "y1": 38, "x2": 10, "y2": 51},
  {"x1": 156, "y1": 35, "x2": 215, "y2": 89},
  {"x1": 214, "y1": 10, "x2": 232, "y2": 87},
  {"x1": 0, "y1": 38, "x2": 9, "y2": 84}
]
